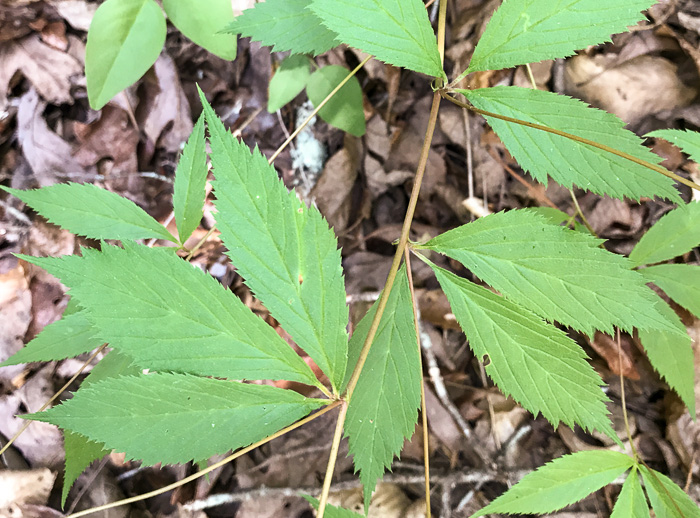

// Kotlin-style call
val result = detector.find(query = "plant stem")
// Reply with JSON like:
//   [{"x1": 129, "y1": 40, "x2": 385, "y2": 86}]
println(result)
[
  {"x1": 268, "y1": 55, "x2": 372, "y2": 165},
  {"x1": 404, "y1": 248, "x2": 432, "y2": 518},
  {"x1": 66, "y1": 401, "x2": 342, "y2": 518},
  {"x1": 0, "y1": 344, "x2": 108, "y2": 459},
  {"x1": 441, "y1": 92, "x2": 700, "y2": 193},
  {"x1": 569, "y1": 189, "x2": 596, "y2": 236},
  {"x1": 316, "y1": 402, "x2": 349, "y2": 518}
]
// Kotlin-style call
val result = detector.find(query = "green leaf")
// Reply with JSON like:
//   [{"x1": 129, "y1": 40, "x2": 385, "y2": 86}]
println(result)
[
  {"x1": 429, "y1": 263, "x2": 615, "y2": 439},
  {"x1": 638, "y1": 300, "x2": 695, "y2": 415},
  {"x1": 1, "y1": 184, "x2": 176, "y2": 243},
  {"x1": 268, "y1": 55, "x2": 311, "y2": 113},
  {"x1": 0, "y1": 310, "x2": 98, "y2": 366},
  {"x1": 22, "y1": 243, "x2": 320, "y2": 387},
  {"x1": 466, "y1": 0, "x2": 656, "y2": 74},
  {"x1": 85, "y1": 0, "x2": 166, "y2": 110},
  {"x1": 420, "y1": 209, "x2": 678, "y2": 337},
  {"x1": 306, "y1": 66, "x2": 366, "y2": 137},
  {"x1": 648, "y1": 129, "x2": 700, "y2": 164},
  {"x1": 224, "y1": 0, "x2": 338, "y2": 56},
  {"x1": 310, "y1": 0, "x2": 443, "y2": 79},
  {"x1": 344, "y1": 266, "x2": 421, "y2": 510},
  {"x1": 303, "y1": 495, "x2": 363, "y2": 517},
  {"x1": 471, "y1": 451, "x2": 634, "y2": 516},
  {"x1": 640, "y1": 465, "x2": 700, "y2": 518},
  {"x1": 611, "y1": 468, "x2": 650, "y2": 518},
  {"x1": 642, "y1": 264, "x2": 700, "y2": 319},
  {"x1": 62, "y1": 350, "x2": 138, "y2": 506},
  {"x1": 200, "y1": 90, "x2": 349, "y2": 392},
  {"x1": 459, "y1": 87, "x2": 681, "y2": 202},
  {"x1": 629, "y1": 202, "x2": 700, "y2": 266},
  {"x1": 29, "y1": 373, "x2": 326, "y2": 465},
  {"x1": 173, "y1": 114, "x2": 208, "y2": 244},
  {"x1": 162, "y1": 0, "x2": 237, "y2": 60}
]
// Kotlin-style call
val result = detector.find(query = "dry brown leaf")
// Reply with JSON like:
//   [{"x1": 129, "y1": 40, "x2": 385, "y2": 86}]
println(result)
[
  {"x1": 16, "y1": 88, "x2": 87, "y2": 185},
  {"x1": 423, "y1": 382, "x2": 465, "y2": 454},
  {"x1": 564, "y1": 54, "x2": 697, "y2": 126},
  {"x1": 326, "y1": 483, "x2": 425, "y2": 518},
  {"x1": 0, "y1": 35, "x2": 82, "y2": 108},
  {"x1": 588, "y1": 332, "x2": 640, "y2": 380},
  {"x1": 49, "y1": 0, "x2": 97, "y2": 31},
  {"x1": 139, "y1": 54, "x2": 194, "y2": 154},
  {"x1": 0, "y1": 469, "x2": 55, "y2": 507},
  {"x1": 0, "y1": 263, "x2": 31, "y2": 381}
]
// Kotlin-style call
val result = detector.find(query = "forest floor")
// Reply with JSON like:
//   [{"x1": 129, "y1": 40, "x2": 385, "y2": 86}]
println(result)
[{"x1": 1, "y1": 0, "x2": 699, "y2": 517}]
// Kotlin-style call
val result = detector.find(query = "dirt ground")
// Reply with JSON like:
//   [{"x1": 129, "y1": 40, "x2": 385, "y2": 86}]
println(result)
[{"x1": 1, "y1": 0, "x2": 699, "y2": 517}]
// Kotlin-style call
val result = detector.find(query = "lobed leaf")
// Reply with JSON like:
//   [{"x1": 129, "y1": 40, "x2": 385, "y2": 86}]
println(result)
[
  {"x1": 466, "y1": 0, "x2": 656, "y2": 73},
  {"x1": 429, "y1": 263, "x2": 615, "y2": 439},
  {"x1": 303, "y1": 496, "x2": 363, "y2": 517},
  {"x1": 306, "y1": 65, "x2": 365, "y2": 137},
  {"x1": 344, "y1": 266, "x2": 421, "y2": 510},
  {"x1": 173, "y1": 114, "x2": 208, "y2": 244},
  {"x1": 611, "y1": 468, "x2": 650, "y2": 518},
  {"x1": 22, "y1": 243, "x2": 320, "y2": 387},
  {"x1": 268, "y1": 55, "x2": 311, "y2": 113},
  {"x1": 30, "y1": 373, "x2": 326, "y2": 465},
  {"x1": 637, "y1": 300, "x2": 695, "y2": 415},
  {"x1": 629, "y1": 202, "x2": 700, "y2": 266},
  {"x1": 0, "y1": 309, "x2": 98, "y2": 366},
  {"x1": 420, "y1": 209, "x2": 679, "y2": 337},
  {"x1": 642, "y1": 264, "x2": 700, "y2": 319},
  {"x1": 224, "y1": 0, "x2": 339, "y2": 56},
  {"x1": 640, "y1": 466, "x2": 700, "y2": 518},
  {"x1": 162, "y1": 0, "x2": 237, "y2": 60},
  {"x1": 459, "y1": 87, "x2": 681, "y2": 202},
  {"x1": 200, "y1": 91, "x2": 349, "y2": 392},
  {"x1": 310, "y1": 0, "x2": 444, "y2": 79},
  {"x1": 1, "y1": 184, "x2": 176, "y2": 242},
  {"x1": 648, "y1": 129, "x2": 700, "y2": 164},
  {"x1": 61, "y1": 350, "x2": 138, "y2": 506},
  {"x1": 85, "y1": 0, "x2": 166, "y2": 110},
  {"x1": 471, "y1": 450, "x2": 634, "y2": 516}
]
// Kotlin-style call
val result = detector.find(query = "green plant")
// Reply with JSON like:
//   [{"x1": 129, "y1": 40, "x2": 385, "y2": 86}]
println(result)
[{"x1": 2, "y1": 0, "x2": 700, "y2": 517}]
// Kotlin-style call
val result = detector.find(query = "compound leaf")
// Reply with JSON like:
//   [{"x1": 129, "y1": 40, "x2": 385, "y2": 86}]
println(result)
[
  {"x1": 200, "y1": 91, "x2": 349, "y2": 392},
  {"x1": 420, "y1": 209, "x2": 678, "y2": 337},
  {"x1": 611, "y1": 468, "x2": 650, "y2": 518},
  {"x1": 162, "y1": 0, "x2": 237, "y2": 60},
  {"x1": 467, "y1": 0, "x2": 656, "y2": 73},
  {"x1": 429, "y1": 263, "x2": 615, "y2": 439},
  {"x1": 471, "y1": 451, "x2": 634, "y2": 516},
  {"x1": 629, "y1": 202, "x2": 700, "y2": 266},
  {"x1": 303, "y1": 496, "x2": 363, "y2": 517},
  {"x1": 638, "y1": 300, "x2": 695, "y2": 415},
  {"x1": 640, "y1": 466, "x2": 700, "y2": 518},
  {"x1": 642, "y1": 264, "x2": 700, "y2": 319},
  {"x1": 0, "y1": 309, "x2": 98, "y2": 366},
  {"x1": 86, "y1": 0, "x2": 165, "y2": 110},
  {"x1": 62, "y1": 350, "x2": 138, "y2": 506},
  {"x1": 30, "y1": 373, "x2": 326, "y2": 465},
  {"x1": 22, "y1": 243, "x2": 320, "y2": 387},
  {"x1": 344, "y1": 266, "x2": 421, "y2": 510},
  {"x1": 224, "y1": 0, "x2": 338, "y2": 56},
  {"x1": 306, "y1": 65, "x2": 365, "y2": 137},
  {"x1": 459, "y1": 87, "x2": 681, "y2": 203},
  {"x1": 1, "y1": 184, "x2": 176, "y2": 243},
  {"x1": 268, "y1": 55, "x2": 311, "y2": 113},
  {"x1": 173, "y1": 114, "x2": 208, "y2": 244},
  {"x1": 310, "y1": 0, "x2": 443, "y2": 79},
  {"x1": 648, "y1": 129, "x2": 700, "y2": 164}
]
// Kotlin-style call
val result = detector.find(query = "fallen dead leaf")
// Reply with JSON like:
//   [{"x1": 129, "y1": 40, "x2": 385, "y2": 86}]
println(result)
[
  {"x1": 0, "y1": 263, "x2": 31, "y2": 382},
  {"x1": 0, "y1": 34, "x2": 82, "y2": 109},
  {"x1": 326, "y1": 483, "x2": 425, "y2": 518},
  {"x1": 48, "y1": 0, "x2": 97, "y2": 31},
  {"x1": 588, "y1": 332, "x2": 640, "y2": 380},
  {"x1": 564, "y1": 54, "x2": 697, "y2": 126},
  {"x1": 0, "y1": 468, "x2": 55, "y2": 507},
  {"x1": 16, "y1": 88, "x2": 87, "y2": 185}
]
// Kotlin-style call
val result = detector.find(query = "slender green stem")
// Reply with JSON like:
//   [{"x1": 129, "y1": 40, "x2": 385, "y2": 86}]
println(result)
[
  {"x1": 268, "y1": 55, "x2": 372, "y2": 165},
  {"x1": 441, "y1": 92, "x2": 700, "y2": 193},
  {"x1": 0, "y1": 344, "x2": 108, "y2": 459},
  {"x1": 66, "y1": 401, "x2": 342, "y2": 518},
  {"x1": 616, "y1": 329, "x2": 637, "y2": 461},
  {"x1": 316, "y1": 402, "x2": 349, "y2": 518},
  {"x1": 569, "y1": 189, "x2": 596, "y2": 236},
  {"x1": 404, "y1": 249, "x2": 432, "y2": 518}
]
